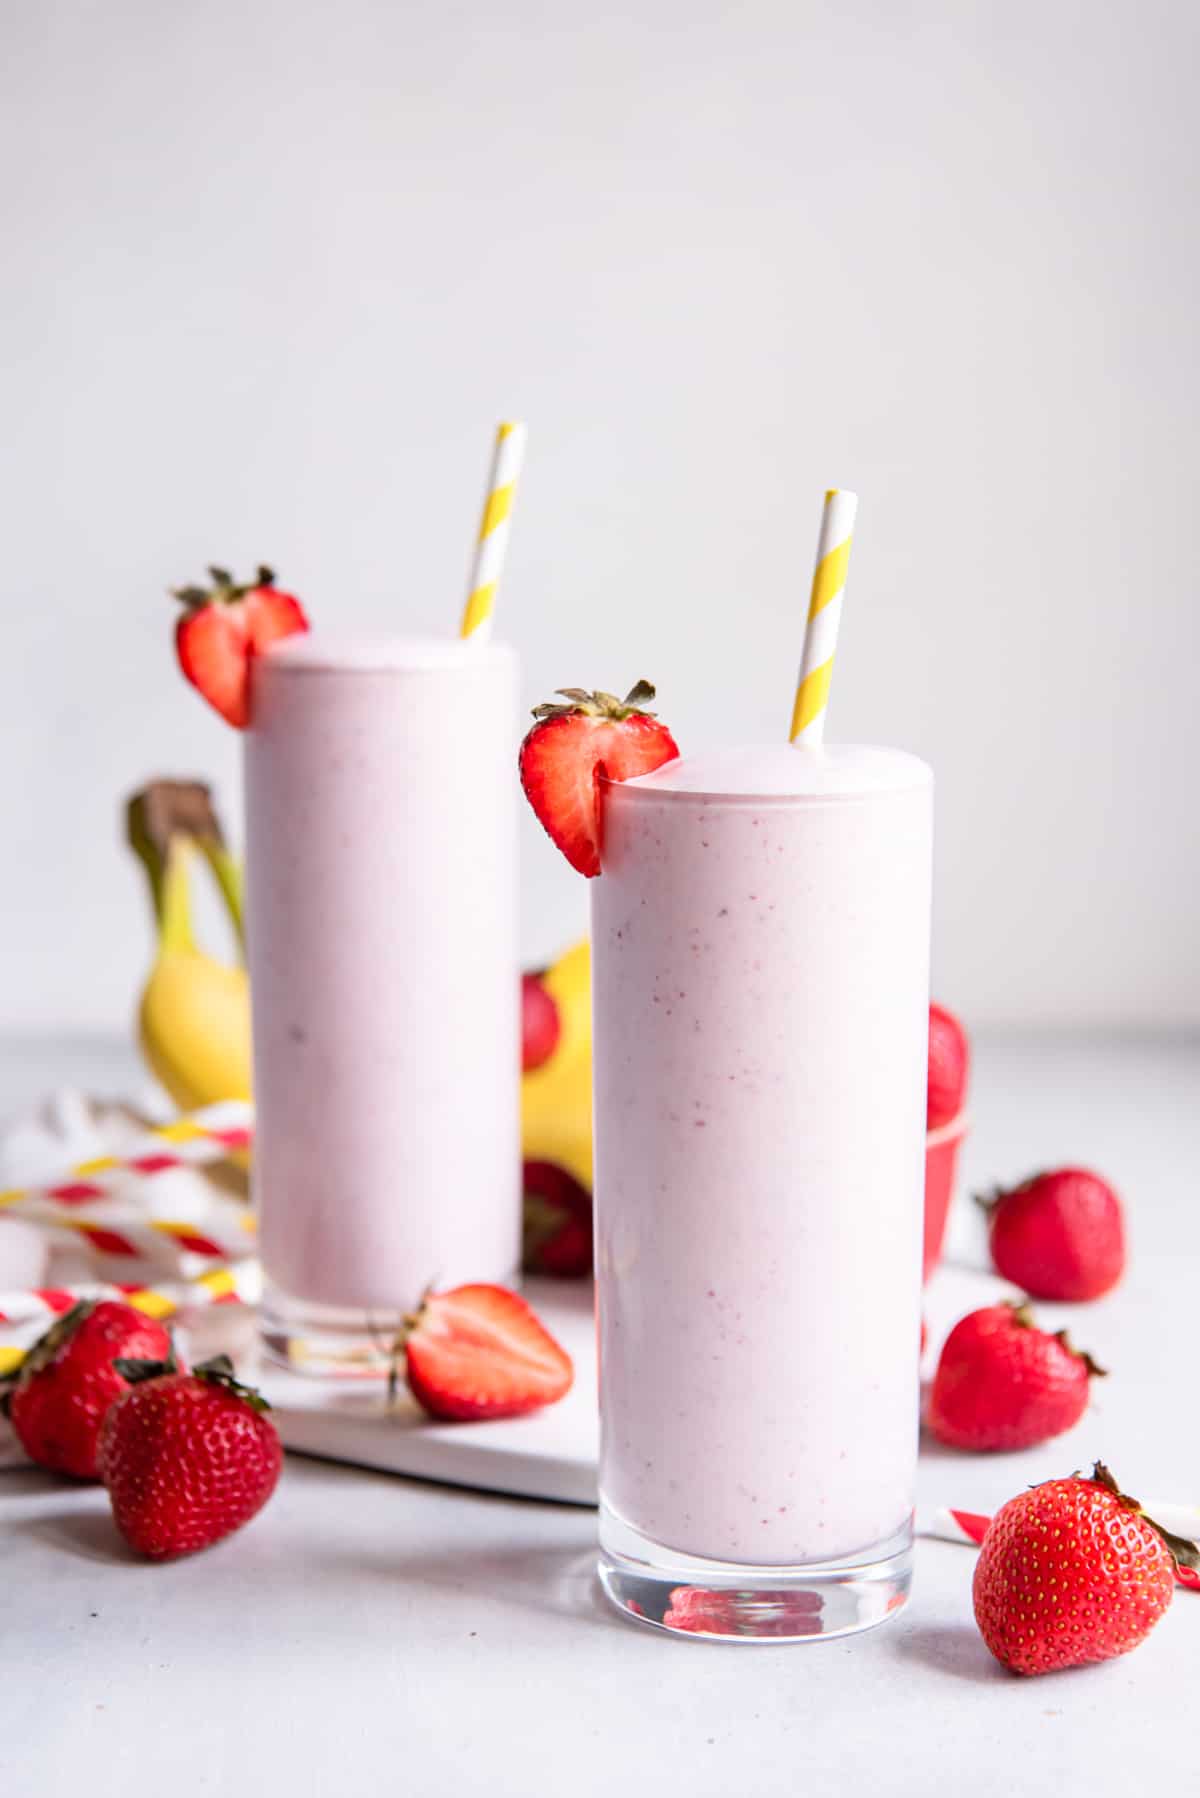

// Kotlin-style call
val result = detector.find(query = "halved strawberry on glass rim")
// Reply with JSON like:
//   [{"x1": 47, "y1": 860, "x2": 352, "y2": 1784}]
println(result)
[
  {"x1": 174, "y1": 564, "x2": 309, "y2": 728},
  {"x1": 519, "y1": 682, "x2": 680, "y2": 876}
]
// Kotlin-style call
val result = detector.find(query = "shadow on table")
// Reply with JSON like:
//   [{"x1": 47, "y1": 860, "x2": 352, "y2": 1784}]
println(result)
[
  {"x1": 894, "y1": 1622, "x2": 1006, "y2": 1684},
  {"x1": 13, "y1": 1501, "x2": 142, "y2": 1564},
  {"x1": 278, "y1": 1453, "x2": 627, "y2": 1629},
  {"x1": 357, "y1": 1536, "x2": 628, "y2": 1632},
  {"x1": 2, "y1": 1465, "x2": 135, "y2": 1563}
]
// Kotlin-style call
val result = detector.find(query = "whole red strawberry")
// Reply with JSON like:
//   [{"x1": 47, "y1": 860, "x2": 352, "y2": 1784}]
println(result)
[
  {"x1": 973, "y1": 1462, "x2": 1194, "y2": 1674},
  {"x1": 99, "y1": 1354, "x2": 282, "y2": 1559},
  {"x1": 174, "y1": 564, "x2": 309, "y2": 728},
  {"x1": 928, "y1": 1301, "x2": 1103, "y2": 1452},
  {"x1": 1, "y1": 1301, "x2": 175, "y2": 1480},
  {"x1": 521, "y1": 973, "x2": 561, "y2": 1072},
  {"x1": 927, "y1": 1001, "x2": 969, "y2": 1128},
  {"x1": 980, "y1": 1167, "x2": 1126, "y2": 1301},
  {"x1": 522, "y1": 1159, "x2": 593, "y2": 1276},
  {"x1": 519, "y1": 682, "x2": 679, "y2": 877},
  {"x1": 400, "y1": 1283, "x2": 573, "y2": 1421}
]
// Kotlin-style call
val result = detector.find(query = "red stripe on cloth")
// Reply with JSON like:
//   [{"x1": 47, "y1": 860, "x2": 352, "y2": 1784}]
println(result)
[
  {"x1": 33, "y1": 1288, "x2": 78, "y2": 1313},
  {"x1": 208, "y1": 1127, "x2": 251, "y2": 1150},
  {"x1": 948, "y1": 1509, "x2": 991, "y2": 1544},
  {"x1": 46, "y1": 1182, "x2": 105, "y2": 1205},
  {"x1": 167, "y1": 1230, "x2": 226, "y2": 1257},
  {"x1": 75, "y1": 1226, "x2": 139, "y2": 1256},
  {"x1": 128, "y1": 1153, "x2": 181, "y2": 1175}
]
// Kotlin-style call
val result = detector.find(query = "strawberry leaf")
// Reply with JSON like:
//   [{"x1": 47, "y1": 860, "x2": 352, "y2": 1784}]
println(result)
[
  {"x1": 194, "y1": 1354, "x2": 272, "y2": 1412},
  {"x1": 113, "y1": 1352, "x2": 177, "y2": 1384}
]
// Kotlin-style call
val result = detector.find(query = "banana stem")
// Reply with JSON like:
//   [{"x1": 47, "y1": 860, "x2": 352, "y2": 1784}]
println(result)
[
  {"x1": 126, "y1": 781, "x2": 245, "y2": 962},
  {"x1": 200, "y1": 841, "x2": 246, "y2": 952},
  {"x1": 158, "y1": 840, "x2": 197, "y2": 954}
]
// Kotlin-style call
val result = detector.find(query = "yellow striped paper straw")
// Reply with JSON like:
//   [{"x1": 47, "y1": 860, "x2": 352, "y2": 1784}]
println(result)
[
  {"x1": 460, "y1": 421, "x2": 527, "y2": 642},
  {"x1": 789, "y1": 488, "x2": 858, "y2": 745}
]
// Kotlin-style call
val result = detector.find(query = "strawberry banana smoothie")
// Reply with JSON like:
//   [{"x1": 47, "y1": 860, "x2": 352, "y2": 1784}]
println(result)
[
  {"x1": 591, "y1": 743, "x2": 933, "y2": 1636},
  {"x1": 245, "y1": 636, "x2": 520, "y2": 1371}
]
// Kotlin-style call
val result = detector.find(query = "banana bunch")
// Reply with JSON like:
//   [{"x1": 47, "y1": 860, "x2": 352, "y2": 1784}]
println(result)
[{"x1": 127, "y1": 783, "x2": 252, "y2": 1113}]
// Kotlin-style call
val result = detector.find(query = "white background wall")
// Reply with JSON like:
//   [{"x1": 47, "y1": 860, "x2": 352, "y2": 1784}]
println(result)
[{"x1": 2, "y1": 0, "x2": 1196, "y2": 1034}]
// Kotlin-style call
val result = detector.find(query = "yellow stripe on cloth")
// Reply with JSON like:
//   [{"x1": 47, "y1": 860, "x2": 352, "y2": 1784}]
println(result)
[
  {"x1": 196, "y1": 1267, "x2": 237, "y2": 1300},
  {"x1": 789, "y1": 658, "x2": 834, "y2": 740},
  {"x1": 150, "y1": 1221, "x2": 204, "y2": 1242},
  {"x1": 477, "y1": 481, "x2": 515, "y2": 540},
  {"x1": 807, "y1": 537, "x2": 852, "y2": 620},
  {"x1": 461, "y1": 582, "x2": 496, "y2": 638},
  {"x1": 0, "y1": 1346, "x2": 25, "y2": 1377},
  {"x1": 0, "y1": 1190, "x2": 24, "y2": 1209},
  {"x1": 125, "y1": 1287, "x2": 177, "y2": 1320},
  {"x1": 154, "y1": 1120, "x2": 207, "y2": 1144},
  {"x1": 74, "y1": 1155, "x2": 120, "y2": 1176}
]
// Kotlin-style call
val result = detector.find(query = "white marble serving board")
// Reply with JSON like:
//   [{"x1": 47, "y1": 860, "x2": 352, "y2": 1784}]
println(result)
[{"x1": 260, "y1": 1278, "x2": 601, "y2": 1505}]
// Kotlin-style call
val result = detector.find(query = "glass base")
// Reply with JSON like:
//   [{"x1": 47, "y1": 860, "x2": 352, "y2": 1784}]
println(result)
[
  {"x1": 258, "y1": 1283, "x2": 404, "y2": 1379},
  {"x1": 598, "y1": 1501, "x2": 912, "y2": 1642}
]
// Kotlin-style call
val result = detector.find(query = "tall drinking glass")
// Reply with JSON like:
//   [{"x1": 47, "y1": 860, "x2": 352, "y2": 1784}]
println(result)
[
  {"x1": 244, "y1": 635, "x2": 520, "y2": 1373},
  {"x1": 591, "y1": 742, "x2": 932, "y2": 1638}
]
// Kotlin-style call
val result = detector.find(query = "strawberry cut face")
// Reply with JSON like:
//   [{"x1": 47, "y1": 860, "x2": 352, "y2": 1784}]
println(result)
[
  {"x1": 519, "y1": 683, "x2": 679, "y2": 877},
  {"x1": 403, "y1": 1283, "x2": 574, "y2": 1422}
]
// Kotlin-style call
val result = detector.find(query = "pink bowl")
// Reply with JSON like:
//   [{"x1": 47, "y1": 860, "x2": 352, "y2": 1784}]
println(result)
[{"x1": 923, "y1": 1111, "x2": 969, "y2": 1281}]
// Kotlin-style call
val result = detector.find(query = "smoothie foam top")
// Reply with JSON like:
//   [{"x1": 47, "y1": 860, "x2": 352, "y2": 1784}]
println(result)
[
  {"x1": 259, "y1": 635, "x2": 515, "y2": 674},
  {"x1": 612, "y1": 743, "x2": 932, "y2": 801}
]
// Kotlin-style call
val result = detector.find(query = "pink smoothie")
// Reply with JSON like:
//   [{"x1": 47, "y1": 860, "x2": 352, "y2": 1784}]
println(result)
[
  {"x1": 592, "y1": 744, "x2": 932, "y2": 1567},
  {"x1": 244, "y1": 636, "x2": 520, "y2": 1315}
]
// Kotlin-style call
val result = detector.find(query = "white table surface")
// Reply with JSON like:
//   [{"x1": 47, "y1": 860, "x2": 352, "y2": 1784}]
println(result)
[{"x1": 2, "y1": 1031, "x2": 1197, "y2": 1796}]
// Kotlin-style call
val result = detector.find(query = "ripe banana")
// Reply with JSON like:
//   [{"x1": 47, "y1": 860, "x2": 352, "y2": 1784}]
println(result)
[
  {"x1": 128, "y1": 784, "x2": 253, "y2": 1114},
  {"x1": 520, "y1": 938, "x2": 593, "y2": 1189}
]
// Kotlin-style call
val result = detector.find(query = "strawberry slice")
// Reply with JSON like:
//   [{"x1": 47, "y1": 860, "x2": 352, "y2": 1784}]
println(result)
[
  {"x1": 174, "y1": 564, "x2": 309, "y2": 728},
  {"x1": 403, "y1": 1283, "x2": 573, "y2": 1422},
  {"x1": 519, "y1": 682, "x2": 680, "y2": 877}
]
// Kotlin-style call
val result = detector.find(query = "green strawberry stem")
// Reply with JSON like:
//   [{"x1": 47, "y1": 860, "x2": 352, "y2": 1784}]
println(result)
[
  {"x1": 113, "y1": 1343, "x2": 180, "y2": 1384},
  {"x1": 380, "y1": 1286, "x2": 436, "y2": 1407},
  {"x1": 192, "y1": 1354, "x2": 272, "y2": 1412},
  {"x1": 531, "y1": 680, "x2": 658, "y2": 724},
  {"x1": 1006, "y1": 1300, "x2": 1106, "y2": 1376},
  {"x1": 112, "y1": 1350, "x2": 271, "y2": 1412},
  {"x1": 1091, "y1": 1461, "x2": 1200, "y2": 1573},
  {"x1": 173, "y1": 564, "x2": 277, "y2": 610}
]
